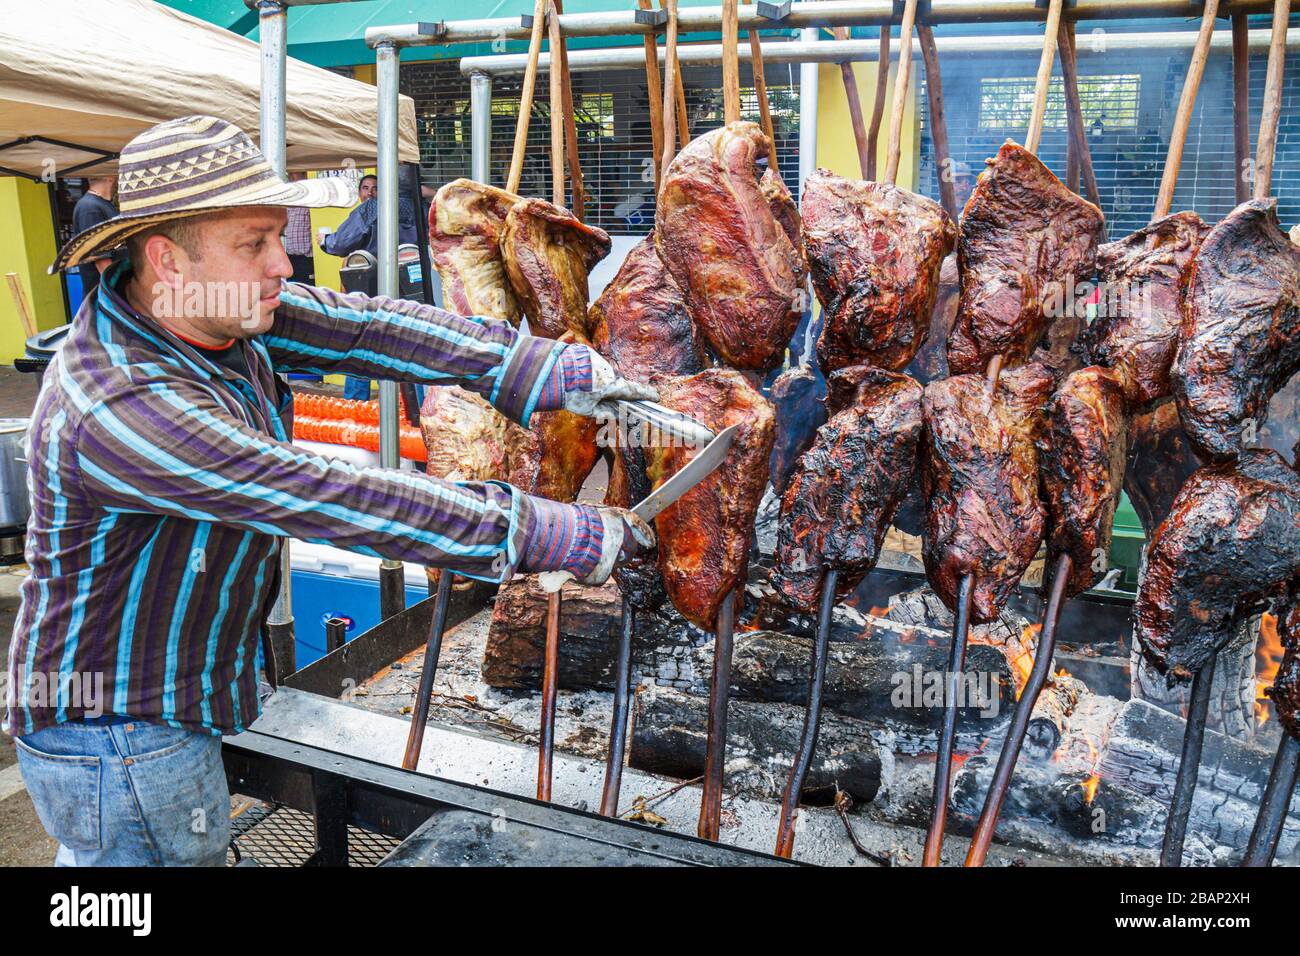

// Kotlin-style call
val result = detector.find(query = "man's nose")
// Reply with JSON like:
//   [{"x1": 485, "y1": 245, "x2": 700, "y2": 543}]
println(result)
[{"x1": 267, "y1": 239, "x2": 293, "y2": 280}]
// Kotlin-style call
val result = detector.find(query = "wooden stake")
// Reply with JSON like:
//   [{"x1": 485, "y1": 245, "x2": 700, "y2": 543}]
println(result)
[
  {"x1": 1057, "y1": 20, "x2": 1101, "y2": 208},
  {"x1": 834, "y1": 26, "x2": 872, "y2": 180},
  {"x1": 1253, "y1": 0, "x2": 1290, "y2": 201},
  {"x1": 917, "y1": 23, "x2": 957, "y2": 218},
  {"x1": 660, "y1": 0, "x2": 681, "y2": 175},
  {"x1": 638, "y1": 0, "x2": 665, "y2": 189},
  {"x1": 1025, "y1": 0, "x2": 1064, "y2": 156},
  {"x1": 6, "y1": 273, "x2": 37, "y2": 341},
  {"x1": 747, "y1": 1, "x2": 778, "y2": 172},
  {"x1": 722, "y1": 0, "x2": 741, "y2": 124},
  {"x1": 506, "y1": 0, "x2": 549, "y2": 195},
  {"x1": 548, "y1": 1, "x2": 566, "y2": 208},
  {"x1": 1151, "y1": 0, "x2": 1219, "y2": 221},
  {"x1": 553, "y1": 0, "x2": 586, "y2": 220},
  {"x1": 867, "y1": 24, "x2": 891, "y2": 181},
  {"x1": 1232, "y1": 12, "x2": 1251, "y2": 204},
  {"x1": 883, "y1": 0, "x2": 918, "y2": 185}
]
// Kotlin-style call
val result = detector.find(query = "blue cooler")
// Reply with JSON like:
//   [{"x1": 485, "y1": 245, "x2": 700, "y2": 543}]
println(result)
[{"x1": 289, "y1": 541, "x2": 429, "y2": 667}]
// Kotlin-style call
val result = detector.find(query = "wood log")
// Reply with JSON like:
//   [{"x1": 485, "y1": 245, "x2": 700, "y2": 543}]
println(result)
[
  {"x1": 629, "y1": 685, "x2": 882, "y2": 803},
  {"x1": 1023, "y1": 672, "x2": 1086, "y2": 762}
]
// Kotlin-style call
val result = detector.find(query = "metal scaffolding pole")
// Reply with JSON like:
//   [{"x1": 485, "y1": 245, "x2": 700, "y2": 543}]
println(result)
[
  {"x1": 376, "y1": 40, "x2": 406, "y2": 620},
  {"x1": 470, "y1": 70, "x2": 493, "y2": 184},
  {"x1": 259, "y1": 0, "x2": 295, "y2": 677}
]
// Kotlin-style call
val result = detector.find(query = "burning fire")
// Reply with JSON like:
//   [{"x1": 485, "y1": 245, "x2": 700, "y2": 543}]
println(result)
[
  {"x1": 1081, "y1": 773, "x2": 1101, "y2": 805},
  {"x1": 1255, "y1": 612, "x2": 1284, "y2": 728}
]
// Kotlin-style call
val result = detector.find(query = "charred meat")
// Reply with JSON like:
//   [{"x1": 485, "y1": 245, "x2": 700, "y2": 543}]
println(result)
[
  {"x1": 656, "y1": 123, "x2": 804, "y2": 371},
  {"x1": 802, "y1": 169, "x2": 957, "y2": 375},
  {"x1": 771, "y1": 367, "x2": 923, "y2": 613},
  {"x1": 506, "y1": 410, "x2": 601, "y2": 504},
  {"x1": 587, "y1": 233, "x2": 706, "y2": 380},
  {"x1": 948, "y1": 142, "x2": 1105, "y2": 375},
  {"x1": 922, "y1": 363, "x2": 1055, "y2": 623},
  {"x1": 428, "y1": 179, "x2": 522, "y2": 323},
  {"x1": 1134, "y1": 449, "x2": 1300, "y2": 681},
  {"x1": 767, "y1": 364, "x2": 827, "y2": 498},
  {"x1": 501, "y1": 197, "x2": 611, "y2": 340},
  {"x1": 644, "y1": 369, "x2": 776, "y2": 631},
  {"x1": 1123, "y1": 401, "x2": 1202, "y2": 537},
  {"x1": 1039, "y1": 366, "x2": 1130, "y2": 598},
  {"x1": 1081, "y1": 211, "x2": 1210, "y2": 408},
  {"x1": 1173, "y1": 199, "x2": 1300, "y2": 461}
]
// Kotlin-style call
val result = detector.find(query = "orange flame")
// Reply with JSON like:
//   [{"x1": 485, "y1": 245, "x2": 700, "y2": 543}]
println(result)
[
  {"x1": 1255, "y1": 613, "x2": 1284, "y2": 727},
  {"x1": 1082, "y1": 773, "x2": 1101, "y2": 805}
]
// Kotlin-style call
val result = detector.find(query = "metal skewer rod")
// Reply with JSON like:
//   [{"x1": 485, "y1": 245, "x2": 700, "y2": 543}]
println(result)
[
  {"x1": 698, "y1": 586, "x2": 740, "y2": 840},
  {"x1": 1159, "y1": 654, "x2": 1217, "y2": 866},
  {"x1": 401, "y1": 572, "x2": 455, "y2": 770},
  {"x1": 537, "y1": 589, "x2": 562, "y2": 800},
  {"x1": 1241, "y1": 733, "x2": 1300, "y2": 866},
  {"x1": 923, "y1": 571, "x2": 973, "y2": 867},
  {"x1": 964, "y1": 553, "x2": 1070, "y2": 866},
  {"x1": 866, "y1": 19, "x2": 890, "y2": 180},
  {"x1": 882, "y1": 0, "x2": 918, "y2": 185},
  {"x1": 600, "y1": 596, "x2": 636, "y2": 816},
  {"x1": 833, "y1": 25, "x2": 873, "y2": 179},
  {"x1": 775, "y1": 568, "x2": 838, "y2": 857},
  {"x1": 1024, "y1": 0, "x2": 1064, "y2": 155}
]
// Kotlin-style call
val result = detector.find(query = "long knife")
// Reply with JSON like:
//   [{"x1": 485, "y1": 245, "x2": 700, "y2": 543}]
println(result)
[{"x1": 537, "y1": 424, "x2": 737, "y2": 592}]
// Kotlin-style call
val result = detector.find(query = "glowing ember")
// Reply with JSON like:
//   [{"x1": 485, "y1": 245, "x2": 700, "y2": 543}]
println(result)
[
  {"x1": 1082, "y1": 773, "x2": 1101, "y2": 805},
  {"x1": 1255, "y1": 612, "x2": 1284, "y2": 727}
]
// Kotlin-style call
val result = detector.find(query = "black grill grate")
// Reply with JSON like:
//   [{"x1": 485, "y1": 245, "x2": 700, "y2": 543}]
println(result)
[{"x1": 226, "y1": 800, "x2": 401, "y2": 868}]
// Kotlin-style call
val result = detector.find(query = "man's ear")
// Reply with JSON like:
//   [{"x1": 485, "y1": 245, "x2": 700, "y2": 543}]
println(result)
[{"x1": 145, "y1": 234, "x2": 187, "y2": 290}]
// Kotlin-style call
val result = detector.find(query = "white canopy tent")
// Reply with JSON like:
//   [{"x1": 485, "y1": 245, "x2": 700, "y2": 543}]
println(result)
[{"x1": 0, "y1": 0, "x2": 419, "y2": 178}]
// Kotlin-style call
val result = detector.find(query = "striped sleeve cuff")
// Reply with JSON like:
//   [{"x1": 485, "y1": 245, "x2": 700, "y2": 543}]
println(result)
[
  {"x1": 519, "y1": 495, "x2": 605, "y2": 578},
  {"x1": 534, "y1": 344, "x2": 594, "y2": 412},
  {"x1": 469, "y1": 335, "x2": 566, "y2": 426}
]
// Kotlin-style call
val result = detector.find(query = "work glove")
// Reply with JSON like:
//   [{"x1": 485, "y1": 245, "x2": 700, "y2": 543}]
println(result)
[
  {"x1": 521, "y1": 497, "x2": 655, "y2": 593},
  {"x1": 556, "y1": 345, "x2": 658, "y2": 419}
]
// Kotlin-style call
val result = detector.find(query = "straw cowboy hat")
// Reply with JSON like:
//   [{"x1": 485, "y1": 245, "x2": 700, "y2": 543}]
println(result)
[{"x1": 52, "y1": 114, "x2": 357, "y2": 272}]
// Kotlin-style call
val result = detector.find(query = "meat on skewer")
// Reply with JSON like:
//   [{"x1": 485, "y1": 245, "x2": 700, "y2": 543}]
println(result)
[
  {"x1": 501, "y1": 197, "x2": 612, "y2": 340},
  {"x1": 801, "y1": 169, "x2": 956, "y2": 375},
  {"x1": 1080, "y1": 211, "x2": 1210, "y2": 408},
  {"x1": 428, "y1": 179, "x2": 523, "y2": 323},
  {"x1": 1173, "y1": 199, "x2": 1300, "y2": 461},
  {"x1": 506, "y1": 409, "x2": 601, "y2": 505},
  {"x1": 1038, "y1": 365, "x2": 1131, "y2": 598},
  {"x1": 771, "y1": 366, "x2": 923, "y2": 612},
  {"x1": 656, "y1": 122, "x2": 804, "y2": 372},
  {"x1": 767, "y1": 364, "x2": 827, "y2": 499},
  {"x1": 948, "y1": 142, "x2": 1105, "y2": 375},
  {"x1": 1123, "y1": 401, "x2": 1203, "y2": 538},
  {"x1": 1135, "y1": 448, "x2": 1300, "y2": 682},
  {"x1": 643, "y1": 368, "x2": 776, "y2": 632},
  {"x1": 921, "y1": 363, "x2": 1055, "y2": 624}
]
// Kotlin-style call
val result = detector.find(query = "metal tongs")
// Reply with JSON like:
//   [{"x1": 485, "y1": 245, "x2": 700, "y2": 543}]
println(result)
[{"x1": 599, "y1": 399, "x2": 717, "y2": 450}]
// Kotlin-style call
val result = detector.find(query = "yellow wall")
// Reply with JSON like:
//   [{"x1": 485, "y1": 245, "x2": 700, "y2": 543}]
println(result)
[
  {"x1": 815, "y1": 61, "x2": 919, "y2": 189},
  {"x1": 0, "y1": 177, "x2": 65, "y2": 362}
]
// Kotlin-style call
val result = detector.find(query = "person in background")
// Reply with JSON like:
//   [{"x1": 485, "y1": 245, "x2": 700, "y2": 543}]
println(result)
[
  {"x1": 71, "y1": 176, "x2": 122, "y2": 299},
  {"x1": 358, "y1": 173, "x2": 377, "y2": 202},
  {"x1": 283, "y1": 171, "x2": 316, "y2": 285},
  {"x1": 319, "y1": 172, "x2": 419, "y2": 401}
]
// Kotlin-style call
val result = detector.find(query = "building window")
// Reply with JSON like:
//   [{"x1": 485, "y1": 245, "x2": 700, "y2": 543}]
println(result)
[{"x1": 978, "y1": 74, "x2": 1140, "y2": 132}]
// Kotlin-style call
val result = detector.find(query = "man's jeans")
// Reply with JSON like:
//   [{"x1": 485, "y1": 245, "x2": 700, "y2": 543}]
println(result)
[
  {"x1": 343, "y1": 376, "x2": 372, "y2": 401},
  {"x1": 15, "y1": 718, "x2": 230, "y2": 866}
]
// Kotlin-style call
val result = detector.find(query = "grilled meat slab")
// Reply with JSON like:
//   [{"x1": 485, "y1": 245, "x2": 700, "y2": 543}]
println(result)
[
  {"x1": 802, "y1": 169, "x2": 957, "y2": 375},
  {"x1": 1135, "y1": 449, "x2": 1300, "y2": 681},
  {"x1": 767, "y1": 364, "x2": 828, "y2": 498},
  {"x1": 922, "y1": 363, "x2": 1054, "y2": 623},
  {"x1": 1173, "y1": 199, "x2": 1300, "y2": 461},
  {"x1": 428, "y1": 179, "x2": 523, "y2": 322},
  {"x1": 421, "y1": 385, "x2": 510, "y2": 483},
  {"x1": 1039, "y1": 366, "x2": 1130, "y2": 598},
  {"x1": 656, "y1": 123, "x2": 804, "y2": 371},
  {"x1": 506, "y1": 410, "x2": 600, "y2": 504},
  {"x1": 948, "y1": 142, "x2": 1105, "y2": 375},
  {"x1": 1123, "y1": 402, "x2": 1203, "y2": 537},
  {"x1": 587, "y1": 233, "x2": 707, "y2": 380},
  {"x1": 1081, "y1": 211, "x2": 1210, "y2": 408},
  {"x1": 771, "y1": 367, "x2": 923, "y2": 613},
  {"x1": 644, "y1": 369, "x2": 775, "y2": 631},
  {"x1": 501, "y1": 197, "x2": 611, "y2": 340}
]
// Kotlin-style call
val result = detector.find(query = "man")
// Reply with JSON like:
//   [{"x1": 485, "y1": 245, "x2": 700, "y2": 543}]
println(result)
[
  {"x1": 358, "y1": 172, "x2": 377, "y2": 202},
  {"x1": 282, "y1": 171, "x2": 316, "y2": 285},
  {"x1": 319, "y1": 172, "x2": 418, "y2": 400},
  {"x1": 5, "y1": 115, "x2": 654, "y2": 866},
  {"x1": 70, "y1": 175, "x2": 122, "y2": 297}
]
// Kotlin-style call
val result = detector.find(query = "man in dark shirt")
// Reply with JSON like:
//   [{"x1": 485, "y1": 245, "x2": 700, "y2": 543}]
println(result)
[{"x1": 71, "y1": 177, "x2": 121, "y2": 297}]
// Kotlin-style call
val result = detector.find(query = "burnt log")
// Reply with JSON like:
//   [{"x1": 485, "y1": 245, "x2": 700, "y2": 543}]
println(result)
[
  {"x1": 628, "y1": 685, "x2": 882, "y2": 803},
  {"x1": 1024, "y1": 672, "x2": 1087, "y2": 762}
]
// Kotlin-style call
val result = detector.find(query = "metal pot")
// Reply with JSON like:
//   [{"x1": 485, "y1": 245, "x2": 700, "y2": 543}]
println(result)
[{"x1": 0, "y1": 418, "x2": 31, "y2": 529}]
